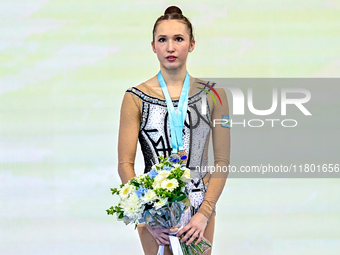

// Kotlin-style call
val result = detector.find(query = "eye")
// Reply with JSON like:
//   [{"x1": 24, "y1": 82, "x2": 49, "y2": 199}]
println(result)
[
  {"x1": 158, "y1": 38, "x2": 166, "y2": 42},
  {"x1": 176, "y1": 37, "x2": 184, "y2": 42}
]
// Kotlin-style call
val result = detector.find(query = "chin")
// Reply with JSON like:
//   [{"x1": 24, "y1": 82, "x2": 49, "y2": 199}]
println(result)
[{"x1": 162, "y1": 63, "x2": 183, "y2": 70}]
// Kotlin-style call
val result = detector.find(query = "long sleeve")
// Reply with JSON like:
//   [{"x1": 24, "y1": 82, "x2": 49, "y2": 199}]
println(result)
[
  {"x1": 197, "y1": 88, "x2": 231, "y2": 220},
  {"x1": 117, "y1": 90, "x2": 141, "y2": 184}
]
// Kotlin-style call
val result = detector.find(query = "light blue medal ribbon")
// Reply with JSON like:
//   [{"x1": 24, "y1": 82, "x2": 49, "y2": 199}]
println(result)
[{"x1": 157, "y1": 71, "x2": 190, "y2": 154}]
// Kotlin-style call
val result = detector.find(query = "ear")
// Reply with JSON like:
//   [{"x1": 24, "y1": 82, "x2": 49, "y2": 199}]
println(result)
[
  {"x1": 189, "y1": 39, "x2": 195, "y2": 52},
  {"x1": 151, "y1": 41, "x2": 156, "y2": 52}
]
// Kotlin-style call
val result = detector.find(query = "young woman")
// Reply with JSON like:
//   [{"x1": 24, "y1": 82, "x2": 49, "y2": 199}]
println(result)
[{"x1": 117, "y1": 6, "x2": 230, "y2": 255}]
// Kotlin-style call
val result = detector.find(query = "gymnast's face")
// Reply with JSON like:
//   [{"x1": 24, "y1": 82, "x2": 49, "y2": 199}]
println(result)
[{"x1": 152, "y1": 20, "x2": 195, "y2": 71}]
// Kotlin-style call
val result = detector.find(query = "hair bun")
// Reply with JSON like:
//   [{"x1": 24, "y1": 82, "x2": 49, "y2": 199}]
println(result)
[{"x1": 164, "y1": 6, "x2": 182, "y2": 15}]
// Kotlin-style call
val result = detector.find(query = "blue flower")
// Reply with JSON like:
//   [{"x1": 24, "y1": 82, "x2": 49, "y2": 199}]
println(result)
[
  {"x1": 163, "y1": 165, "x2": 173, "y2": 171},
  {"x1": 136, "y1": 186, "x2": 148, "y2": 199},
  {"x1": 148, "y1": 168, "x2": 158, "y2": 178}
]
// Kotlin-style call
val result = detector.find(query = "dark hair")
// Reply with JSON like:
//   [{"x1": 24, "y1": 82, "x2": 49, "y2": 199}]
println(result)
[{"x1": 152, "y1": 6, "x2": 194, "y2": 43}]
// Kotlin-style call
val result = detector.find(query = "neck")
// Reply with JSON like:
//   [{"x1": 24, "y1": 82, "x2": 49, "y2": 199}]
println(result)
[{"x1": 159, "y1": 65, "x2": 188, "y2": 87}]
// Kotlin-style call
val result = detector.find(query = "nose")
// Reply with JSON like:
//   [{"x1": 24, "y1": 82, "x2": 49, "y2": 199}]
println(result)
[{"x1": 167, "y1": 39, "x2": 175, "y2": 52}]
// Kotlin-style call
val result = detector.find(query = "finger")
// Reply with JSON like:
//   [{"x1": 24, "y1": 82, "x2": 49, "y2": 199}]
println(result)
[
  {"x1": 157, "y1": 228, "x2": 170, "y2": 235},
  {"x1": 195, "y1": 231, "x2": 204, "y2": 245},
  {"x1": 157, "y1": 228, "x2": 168, "y2": 234},
  {"x1": 158, "y1": 236, "x2": 170, "y2": 245},
  {"x1": 180, "y1": 228, "x2": 195, "y2": 243},
  {"x1": 163, "y1": 228, "x2": 177, "y2": 235},
  {"x1": 187, "y1": 230, "x2": 200, "y2": 246},
  {"x1": 168, "y1": 227, "x2": 179, "y2": 233},
  {"x1": 155, "y1": 237, "x2": 163, "y2": 245},
  {"x1": 186, "y1": 230, "x2": 200, "y2": 246},
  {"x1": 160, "y1": 233, "x2": 170, "y2": 241},
  {"x1": 155, "y1": 238, "x2": 161, "y2": 246},
  {"x1": 176, "y1": 225, "x2": 190, "y2": 237}
]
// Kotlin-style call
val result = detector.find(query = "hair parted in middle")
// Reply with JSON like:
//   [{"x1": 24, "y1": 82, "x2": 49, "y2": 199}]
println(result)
[{"x1": 152, "y1": 6, "x2": 195, "y2": 43}]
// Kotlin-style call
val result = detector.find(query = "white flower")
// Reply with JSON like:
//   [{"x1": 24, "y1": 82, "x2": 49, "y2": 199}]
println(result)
[
  {"x1": 121, "y1": 195, "x2": 139, "y2": 210},
  {"x1": 135, "y1": 173, "x2": 147, "y2": 184},
  {"x1": 152, "y1": 176, "x2": 163, "y2": 189},
  {"x1": 152, "y1": 170, "x2": 170, "y2": 189},
  {"x1": 154, "y1": 197, "x2": 168, "y2": 210},
  {"x1": 158, "y1": 170, "x2": 170, "y2": 178},
  {"x1": 161, "y1": 178, "x2": 179, "y2": 192},
  {"x1": 119, "y1": 184, "x2": 134, "y2": 199},
  {"x1": 123, "y1": 203, "x2": 145, "y2": 220},
  {"x1": 180, "y1": 168, "x2": 192, "y2": 183},
  {"x1": 121, "y1": 193, "x2": 144, "y2": 219},
  {"x1": 152, "y1": 179, "x2": 160, "y2": 189},
  {"x1": 127, "y1": 193, "x2": 141, "y2": 206},
  {"x1": 173, "y1": 163, "x2": 181, "y2": 168},
  {"x1": 141, "y1": 190, "x2": 157, "y2": 203}
]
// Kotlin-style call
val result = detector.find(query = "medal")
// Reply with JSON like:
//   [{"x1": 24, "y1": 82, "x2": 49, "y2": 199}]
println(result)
[
  {"x1": 169, "y1": 153, "x2": 181, "y2": 163},
  {"x1": 157, "y1": 71, "x2": 190, "y2": 164},
  {"x1": 169, "y1": 151, "x2": 188, "y2": 164},
  {"x1": 178, "y1": 150, "x2": 188, "y2": 164}
]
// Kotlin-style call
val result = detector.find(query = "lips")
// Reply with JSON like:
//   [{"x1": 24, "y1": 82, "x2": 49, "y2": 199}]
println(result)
[{"x1": 166, "y1": 56, "x2": 177, "y2": 61}]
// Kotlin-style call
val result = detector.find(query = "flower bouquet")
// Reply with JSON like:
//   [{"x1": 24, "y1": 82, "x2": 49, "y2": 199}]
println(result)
[{"x1": 107, "y1": 155, "x2": 212, "y2": 255}]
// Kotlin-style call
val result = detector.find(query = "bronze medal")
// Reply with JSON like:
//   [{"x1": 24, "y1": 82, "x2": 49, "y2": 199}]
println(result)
[{"x1": 178, "y1": 150, "x2": 188, "y2": 164}]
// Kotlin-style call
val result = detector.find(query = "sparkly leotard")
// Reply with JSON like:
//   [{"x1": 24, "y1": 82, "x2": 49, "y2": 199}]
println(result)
[{"x1": 117, "y1": 77, "x2": 230, "y2": 220}]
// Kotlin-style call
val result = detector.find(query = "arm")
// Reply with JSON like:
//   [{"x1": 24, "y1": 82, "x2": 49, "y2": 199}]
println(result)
[
  {"x1": 197, "y1": 88, "x2": 231, "y2": 220},
  {"x1": 118, "y1": 90, "x2": 177, "y2": 245},
  {"x1": 176, "y1": 88, "x2": 231, "y2": 245},
  {"x1": 117, "y1": 90, "x2": 141, "y2": 184}
]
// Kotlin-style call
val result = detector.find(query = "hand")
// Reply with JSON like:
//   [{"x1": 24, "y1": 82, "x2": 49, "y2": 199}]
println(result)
[
  {"x1": 146, "y1": 225, "x2": 179, "y2": 246},
  {"x1": 176, "y1": 212, "x2": 208, "y2": 246}
]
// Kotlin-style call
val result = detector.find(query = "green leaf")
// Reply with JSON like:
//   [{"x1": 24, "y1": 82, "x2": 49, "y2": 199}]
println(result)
[
  {"x1": 187, "y1": 245, "x2": 194, "y2": 255},
  {"x1": 190, "y1": 243, "x2": 200, "y2": 254},
  {"x1": 110, "y1": 188, "x2": 119, "y2": 195},
  {"x1": 169, "y1": 194, "x2": 186, "y2": 203},
  {"x1": 194, "y1": 242, "x2": 203, "y2": 253},
  {"x1": 129, "y1": 179, "x2": 140, "y2": 188},
  {"x1": 181, "y1": 242, "x2": 189, "y2": 255},
  {"x1": 106, "y1": 205, "x2": 117, "y2": 215},
  {"x1": 200, "y1": 239, "x2": 211, "y2": 247}
]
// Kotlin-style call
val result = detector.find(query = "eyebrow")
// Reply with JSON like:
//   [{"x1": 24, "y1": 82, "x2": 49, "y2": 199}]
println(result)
[{"x1": 157, "y1": 34, "x2": 184, "y2": 38}]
